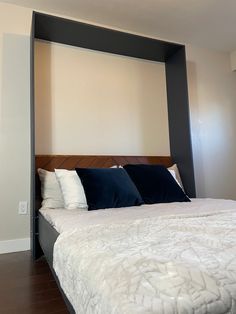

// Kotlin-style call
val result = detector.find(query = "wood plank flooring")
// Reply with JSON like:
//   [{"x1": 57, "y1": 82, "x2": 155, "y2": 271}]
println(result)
[{"x1": 0, "y1": 251, "x2": 69, "y2": 314}]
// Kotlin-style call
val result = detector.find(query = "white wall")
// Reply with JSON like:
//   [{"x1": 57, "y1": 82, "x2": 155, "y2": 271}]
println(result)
[
  {"x1": 0, "y1": 3, "x2": 32, "y2": 251},
  {"x1": 187, "y1": 45, "x2": 236, "y2": 199},
  {"x1": 35, "y1": 41, "x2": 169, "y2": 156},
  {"x1": 0, "y1": 3, "x2": 236, "y2": 252}
]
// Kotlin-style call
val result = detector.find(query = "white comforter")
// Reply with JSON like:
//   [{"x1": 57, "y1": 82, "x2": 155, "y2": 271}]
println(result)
[{"x1": 52, "y1": 199, "x2": 236, "y2": 314}]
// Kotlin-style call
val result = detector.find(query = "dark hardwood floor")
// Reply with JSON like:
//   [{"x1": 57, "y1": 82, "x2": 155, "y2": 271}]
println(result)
[{"x1": 0, "y1": 251, "x2": 69, "y2": 314}]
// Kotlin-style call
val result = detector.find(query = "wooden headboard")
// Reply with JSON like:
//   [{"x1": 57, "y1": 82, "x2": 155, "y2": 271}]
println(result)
[{"x1": 35, "y1": 155, "x2": 173, "y2": 171}]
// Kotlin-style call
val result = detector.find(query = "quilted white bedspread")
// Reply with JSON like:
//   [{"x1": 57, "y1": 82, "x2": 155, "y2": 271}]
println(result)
[{"x1": 53, "y1": 199, "x2": 236, "y2": 314}]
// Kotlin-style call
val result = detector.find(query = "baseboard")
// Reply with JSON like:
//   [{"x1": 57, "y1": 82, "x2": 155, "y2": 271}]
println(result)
[{"x1": 0, "y1": 238, "x2": 30, "y2": 254}]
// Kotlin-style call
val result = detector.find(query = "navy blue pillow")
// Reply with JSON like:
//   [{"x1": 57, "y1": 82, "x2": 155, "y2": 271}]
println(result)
[
  {"x1": 123, "y1": 164, "x2": 190, "y2": 204},
  {"x1": 75, "y1": 168, "x2": 144, "y2": 210}
]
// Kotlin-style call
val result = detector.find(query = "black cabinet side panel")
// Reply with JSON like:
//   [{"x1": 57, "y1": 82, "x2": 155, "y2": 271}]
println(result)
[
  {"x1": 31, "y1": 12, "x2": 43, "y2": 259},
  {"x1": 30, "y1": 11, "x2": 35, "y2": 258},
  {"x1": 165, "y1": 47, "x2": 196, "y2": 197}
]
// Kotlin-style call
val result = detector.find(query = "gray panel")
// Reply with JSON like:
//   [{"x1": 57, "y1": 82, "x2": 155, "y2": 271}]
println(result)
[
  {"x1": 38, "y1": 214, "x2": 75, "y2": 313},
  {"x1": 165, "y1": 47, "x2": 196, "y2": 197},
  {"x1": 38, "y1": 213, "x2": 59, "y2": 266},
  {"x1": 34, "y1": 12, "x2": 181, "y2": 62}
]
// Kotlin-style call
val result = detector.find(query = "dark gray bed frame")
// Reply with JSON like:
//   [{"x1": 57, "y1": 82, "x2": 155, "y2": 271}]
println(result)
[
  {"x1": 38, "y1": 213, "x2": 75, "y2": 313},
  {"x1": 31, "y1": 11, "x2": 196, "y2": 313}
]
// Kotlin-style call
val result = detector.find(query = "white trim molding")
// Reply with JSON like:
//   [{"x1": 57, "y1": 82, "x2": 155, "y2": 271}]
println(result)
[{"x1": 0, "y1": 238, "x2": 30, "y2": 254}]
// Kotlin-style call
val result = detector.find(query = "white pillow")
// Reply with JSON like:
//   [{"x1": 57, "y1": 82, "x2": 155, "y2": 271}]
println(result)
[
  {"x1": 55, "y1": 169, "x2": 88, "y2": 210},
  {"x1": 168, "y1": 169, "x2": 177, "y2": 180},
  {"x1": 38, "y1": 168, "x2": 64, "y2": 208},
  {"x1": 168, "y1": 164, "x2": 184, "y2": 190}
]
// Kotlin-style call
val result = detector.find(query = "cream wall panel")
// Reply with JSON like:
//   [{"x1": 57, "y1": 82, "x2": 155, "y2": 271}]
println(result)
[{"x1": 35, "y1": 41, "x2": 170, "y2": 156}]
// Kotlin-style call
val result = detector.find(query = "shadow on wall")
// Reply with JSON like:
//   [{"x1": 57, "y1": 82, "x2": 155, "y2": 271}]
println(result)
[
  {"x1": 1, "y1": 34, "x2": 30, "y2": 133},
  {"x1": 34, "y1": 40, "x2": 52, "y2": 154},
  {"x1": 1, "y1": 33, "x2": 31, "y2": 165},
  {"x1": 187, "y1": 61, "x2": 205, "y2": 198},
  {"x1": 187, "y1": 58, "x2": 236, "y2": 200},
  {"x1": 0, "y1": 33, "x2": 31, "y2": 240}
]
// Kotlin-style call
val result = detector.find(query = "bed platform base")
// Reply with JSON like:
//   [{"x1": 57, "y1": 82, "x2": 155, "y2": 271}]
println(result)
[
  {"x1": 38, "y1": 213, "x2": 59, "y2": 267},
  {"x1": 38, "y1": 213, "x2": 75, "y2": 313}
]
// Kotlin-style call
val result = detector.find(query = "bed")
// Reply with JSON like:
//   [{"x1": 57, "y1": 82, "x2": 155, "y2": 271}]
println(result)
[
  {"x1": 35, "y1": 155, "x2": 173, "y2": 264},
  {"x1": 34, "y1": 155, "x2": 236, "y2": 314}
]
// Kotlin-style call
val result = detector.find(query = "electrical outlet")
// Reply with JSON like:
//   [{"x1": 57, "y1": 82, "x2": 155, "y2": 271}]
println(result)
[{"x1": 18, "y1": 201, "x2": 28, "y2": 215}]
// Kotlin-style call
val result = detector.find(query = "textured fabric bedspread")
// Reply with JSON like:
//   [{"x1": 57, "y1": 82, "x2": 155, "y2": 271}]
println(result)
[{"x1": 53, "y1": 203, "x2": 236, "y2": 314}]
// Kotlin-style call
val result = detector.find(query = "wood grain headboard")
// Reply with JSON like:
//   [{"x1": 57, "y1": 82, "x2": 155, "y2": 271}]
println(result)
[{"x1": 35, "y1": 155, "x2": 173, "y2": 171}]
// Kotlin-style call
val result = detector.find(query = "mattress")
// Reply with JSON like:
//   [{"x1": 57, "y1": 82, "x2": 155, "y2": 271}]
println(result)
[
  {"x1": 39, "y1": 198, "x2": 235, "y2": 234},
  {"x1": 40, "y1": 198, "x2": 236, "y2": 313}
]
